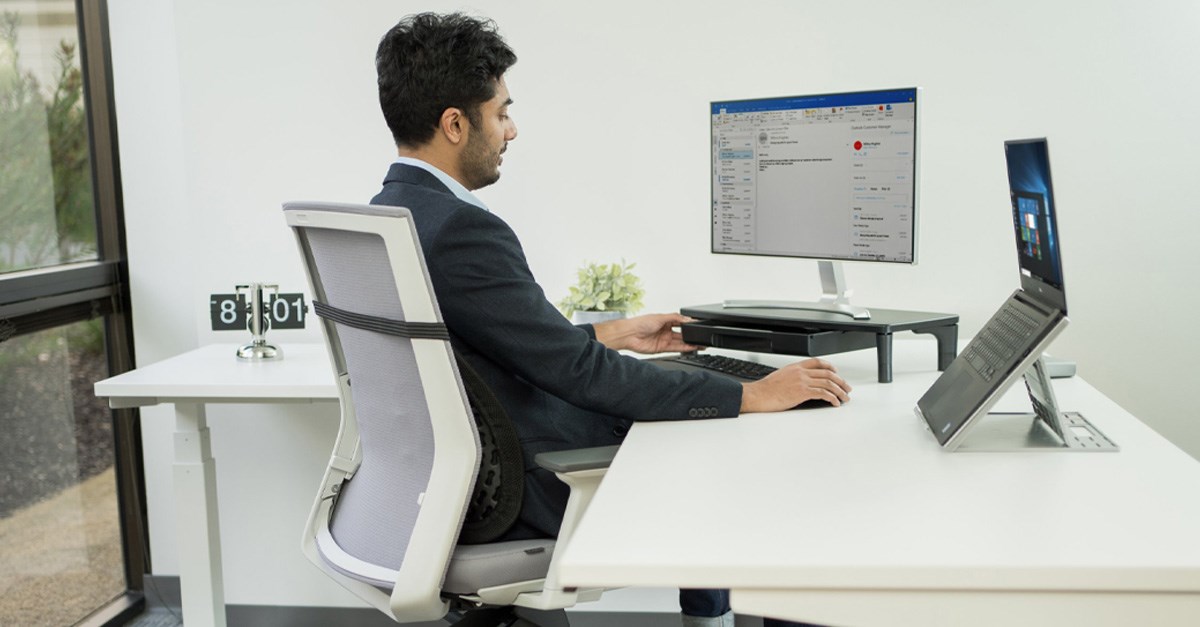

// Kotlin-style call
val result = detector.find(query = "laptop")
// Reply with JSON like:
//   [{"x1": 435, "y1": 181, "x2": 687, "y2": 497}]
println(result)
[{"x1": 914, "y1": 138, "x2": 1116, "y2": 452}]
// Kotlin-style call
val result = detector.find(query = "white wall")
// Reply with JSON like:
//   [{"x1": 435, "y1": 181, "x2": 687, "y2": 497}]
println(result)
[{"x1": 108, "y1": 0, "x2": 1200, "y2": 610}]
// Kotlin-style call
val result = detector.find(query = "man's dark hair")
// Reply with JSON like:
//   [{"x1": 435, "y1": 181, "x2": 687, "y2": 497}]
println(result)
[{"x1": 376, "y1": 13, "x2": 517, "y2": 148}]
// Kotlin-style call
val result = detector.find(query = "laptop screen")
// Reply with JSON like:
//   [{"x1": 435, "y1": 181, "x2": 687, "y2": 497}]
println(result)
[{"x1": 1004, "y1": 138, "x2": 1068, "y2": 313}]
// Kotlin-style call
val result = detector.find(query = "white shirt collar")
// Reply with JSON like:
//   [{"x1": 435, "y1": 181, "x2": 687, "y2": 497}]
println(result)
[{"x1": 393, "y1": 157, "x2": 490, "y2": 212}]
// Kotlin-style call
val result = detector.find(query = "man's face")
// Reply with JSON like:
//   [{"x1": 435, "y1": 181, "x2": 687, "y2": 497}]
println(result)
[{"x1": 459, "y1": 76, "x2": 517, "y2": 191}]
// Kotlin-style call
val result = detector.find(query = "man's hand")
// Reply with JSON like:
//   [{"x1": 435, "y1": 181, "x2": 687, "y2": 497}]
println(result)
[
  {"x1": 740, "y1": 358, "x2": 852, "y2": 412},
  {"x1": 592, "y1": 313, "x2": 700, "y2": 355}
]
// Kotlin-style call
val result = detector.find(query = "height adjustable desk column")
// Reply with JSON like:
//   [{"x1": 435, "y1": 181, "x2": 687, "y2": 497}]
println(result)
[{"x1": 680, "y1": 304, "x2": 958, "y2": 383}]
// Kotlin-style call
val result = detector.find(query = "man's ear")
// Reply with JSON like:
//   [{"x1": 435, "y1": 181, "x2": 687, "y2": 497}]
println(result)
[{"x1": 439, "y1": 107, "x2": 468, "y2": 145}]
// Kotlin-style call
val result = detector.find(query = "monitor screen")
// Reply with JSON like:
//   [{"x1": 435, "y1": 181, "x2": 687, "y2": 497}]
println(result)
[
  {"x1": 1004, "y1": 138, "x2": 1066, "y2": 306},
  {"x1": 711, "y1": 88, "x2": 919, "y2": 263}
]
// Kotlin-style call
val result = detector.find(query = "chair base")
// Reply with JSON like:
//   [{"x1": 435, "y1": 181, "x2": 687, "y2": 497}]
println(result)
[{"x1": 446, "y1": 606, "x2": 569, "y2": 627}]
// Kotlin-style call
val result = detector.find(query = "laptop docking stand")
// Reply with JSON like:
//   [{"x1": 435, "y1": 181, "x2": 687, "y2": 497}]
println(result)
[{"x1": 954, "y1": 358, "x2": 1118, "y2": 452}]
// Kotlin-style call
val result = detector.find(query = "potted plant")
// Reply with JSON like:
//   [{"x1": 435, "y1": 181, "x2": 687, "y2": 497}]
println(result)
[{"x1": 558, "y1": 260, "x2": 645, "y2": 324}]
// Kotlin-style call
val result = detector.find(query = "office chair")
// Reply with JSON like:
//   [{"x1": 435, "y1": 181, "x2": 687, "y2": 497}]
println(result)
[{"x1": 285, "y1": 201, "x2": 614, "y2": 626}]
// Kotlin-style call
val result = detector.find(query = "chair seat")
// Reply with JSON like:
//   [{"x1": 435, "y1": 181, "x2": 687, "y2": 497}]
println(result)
[
  {"x1": 442, "y1": 539, "x2": 556, "y2": 594},
  {"x1": 318, "y1": 524, "x2": 556, "y2": 596}
]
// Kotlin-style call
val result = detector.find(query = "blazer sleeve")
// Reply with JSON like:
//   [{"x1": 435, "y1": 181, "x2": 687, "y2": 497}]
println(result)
[{"x1": 425, "y1": 207, "x2": 742, "y2": 421}]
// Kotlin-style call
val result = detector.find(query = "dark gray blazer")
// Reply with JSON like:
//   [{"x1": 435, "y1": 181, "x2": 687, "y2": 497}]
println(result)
[{"x1": 371, "y1": 163, "x2": 742, "y2": 537}]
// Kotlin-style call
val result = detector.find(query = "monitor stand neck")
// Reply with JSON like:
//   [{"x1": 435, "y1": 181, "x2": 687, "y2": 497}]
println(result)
[{"x1": 722, "y1": 260, "x2": 871, "y2": 320}]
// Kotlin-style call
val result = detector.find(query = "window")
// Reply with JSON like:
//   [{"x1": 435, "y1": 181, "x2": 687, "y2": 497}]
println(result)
[{"x1": 0, "y1": 1, "x2": 144, "y2": 625}]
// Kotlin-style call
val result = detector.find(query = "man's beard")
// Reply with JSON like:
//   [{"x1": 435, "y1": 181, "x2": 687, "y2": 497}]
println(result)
[{"x1": 460, "y1": 130, "x2": 502, "y2": 191}]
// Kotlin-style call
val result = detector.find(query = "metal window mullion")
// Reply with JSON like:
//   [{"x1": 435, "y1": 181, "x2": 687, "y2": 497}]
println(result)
[
  {"x1": 0, "y1": 261, "x2": 120, "y2": 306},
  {"x1": 0, "y1": 284, "x2": 117, "y2": 320}
]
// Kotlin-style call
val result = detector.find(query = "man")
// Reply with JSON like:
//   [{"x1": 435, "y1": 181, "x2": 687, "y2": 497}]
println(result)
[{"x1": 372, "y1": 13, "x2": 850, "y2": 627}]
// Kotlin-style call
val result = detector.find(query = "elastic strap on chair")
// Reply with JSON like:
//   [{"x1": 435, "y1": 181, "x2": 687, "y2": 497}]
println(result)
[{"x1": 312, "y1": 300, "x2": 449, "y2": 340}]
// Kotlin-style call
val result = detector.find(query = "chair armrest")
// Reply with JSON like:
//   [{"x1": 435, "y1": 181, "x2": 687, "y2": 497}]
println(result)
[
  {"x1": 519, "y1": 444, "x2": 618, "y2": 607},
  {"x1": 534, "y1": 445, "x2": 618, "y2": 474}
]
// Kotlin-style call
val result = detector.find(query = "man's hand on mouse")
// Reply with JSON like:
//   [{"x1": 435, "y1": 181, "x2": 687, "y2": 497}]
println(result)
[{"x1": 740, "y1": 358, "x2": 852, "y2": 413}]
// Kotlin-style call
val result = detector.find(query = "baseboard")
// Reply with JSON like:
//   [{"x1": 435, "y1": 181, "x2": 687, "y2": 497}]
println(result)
[
  {"x1": 78, "y1": 591, "x2": 146, "y2": 627},
  {"x1": 141, "y1": 576, "x2": 752, "y2": 626}
]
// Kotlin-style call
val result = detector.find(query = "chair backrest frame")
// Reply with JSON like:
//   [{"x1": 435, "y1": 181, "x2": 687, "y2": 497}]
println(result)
[{"x1": 286, "y1": 201, "x2": 480, "y2": 622}]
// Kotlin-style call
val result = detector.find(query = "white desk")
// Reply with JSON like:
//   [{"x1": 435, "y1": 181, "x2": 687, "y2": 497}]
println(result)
[
  {"x1": 558, "y1": 344, "x2": 1200, "y2": 626},
  {"x1": 94, "y1": 343, "x2": 337, "y2": 627}
]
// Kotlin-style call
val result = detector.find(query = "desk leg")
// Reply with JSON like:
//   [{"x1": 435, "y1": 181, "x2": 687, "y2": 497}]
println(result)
[
  {"x1": 173, "y1": 402, "x2": 227, "y2": 627},
  {"x1": 875, "y1": 333, "x2": 893, "y2": 383}
]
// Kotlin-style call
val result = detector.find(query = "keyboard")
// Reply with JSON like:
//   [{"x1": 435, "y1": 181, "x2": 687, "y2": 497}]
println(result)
[
  {"x1": 961, "y1": 303, "x2": 1041, "y2": 381},
  {"x1": 663, "y1": 352, "x2": 777, "y2": 381}
]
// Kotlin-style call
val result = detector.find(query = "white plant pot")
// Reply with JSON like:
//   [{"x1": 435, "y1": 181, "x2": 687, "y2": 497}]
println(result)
[{"x1": 571, "y1": 310, "x2": 625, "y2": 325}]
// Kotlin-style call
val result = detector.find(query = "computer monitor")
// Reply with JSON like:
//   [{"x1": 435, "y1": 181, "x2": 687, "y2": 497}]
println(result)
[{"x1": 710, "y1": 87, "x2": 920, "y2": 319}]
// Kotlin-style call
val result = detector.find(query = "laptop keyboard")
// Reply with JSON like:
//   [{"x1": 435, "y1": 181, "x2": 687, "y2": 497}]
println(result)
[
  {"x1": 962, "y1": 304, "x2": 1041, "y2": 381},
  {"x1": 669, "y1": 352, "x2": 777, "y2": 381}
]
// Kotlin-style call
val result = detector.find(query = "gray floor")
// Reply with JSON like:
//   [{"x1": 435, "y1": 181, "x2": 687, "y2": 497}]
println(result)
[
  {"x1": 123, "y1": 577, "x2": 685, "y2": 626},
  {"x1": 121, "y1": 607, "x2": 774, "y2": 627},
  {"x1": 124, "y1": 606, "x2": 183, "y2": 627},
  {"x1": 122, "y1": 606, "x2": 692, "y2": 627},
  {"x1": 122, "y1": 576, "x2": 777, "y2": 626}
]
